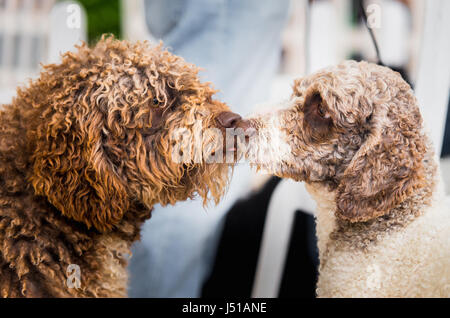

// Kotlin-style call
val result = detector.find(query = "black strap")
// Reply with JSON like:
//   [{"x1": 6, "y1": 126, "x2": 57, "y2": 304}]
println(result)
[{"x1": 359, "y1": 0, "x2": 384, "y2": 66}]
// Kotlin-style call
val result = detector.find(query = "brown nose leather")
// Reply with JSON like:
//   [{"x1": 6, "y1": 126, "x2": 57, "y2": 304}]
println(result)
[{"x1": 216, "y1": 111, "x2": 242, "y2": 128}]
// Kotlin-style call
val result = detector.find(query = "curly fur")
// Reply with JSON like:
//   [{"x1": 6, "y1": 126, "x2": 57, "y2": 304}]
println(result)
[
  {"x1": 0, "y1": 36, "x2": 233, "y2": 297},
  {"x1": 247, "y1": 61, "x2": 450, "y2": 297}
]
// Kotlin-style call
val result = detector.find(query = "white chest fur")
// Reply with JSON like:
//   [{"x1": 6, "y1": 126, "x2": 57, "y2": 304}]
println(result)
[{"x1": 306, "y1": 182, "x2": 450, "y2": 297}]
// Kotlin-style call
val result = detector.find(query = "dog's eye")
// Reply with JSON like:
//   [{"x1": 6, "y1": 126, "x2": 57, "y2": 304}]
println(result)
[
  {"x1": 152, "y1": 97, "x2": 160, "y2": 106},
  {"x1": 317, "y1": 104, "x2": 327, "y2": 117}
]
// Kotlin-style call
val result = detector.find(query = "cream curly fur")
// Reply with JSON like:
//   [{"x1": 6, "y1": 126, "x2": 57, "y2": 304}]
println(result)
[{"x1": 307, "y1": 178, "x2": 450, "y2": 297}]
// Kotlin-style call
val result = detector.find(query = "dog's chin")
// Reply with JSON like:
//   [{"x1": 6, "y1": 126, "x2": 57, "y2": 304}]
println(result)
[
  {"x1": 251, "y1": 161, "x2": 304, "y2": 181},
  {"x1": 194, "y1": 161, "x2": 231, "y2": 205}
]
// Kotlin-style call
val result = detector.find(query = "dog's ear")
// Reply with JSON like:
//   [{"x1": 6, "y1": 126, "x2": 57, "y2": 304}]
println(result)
[
  {"x1": 30, "y1": 109, "x2": 129, "y2": 232},
  {"x1": 335, "y1": 91, "x2": 427, "y2": 223},
  {"x1": 302, "y1": 91, "x2": 334, "y2": 143}
]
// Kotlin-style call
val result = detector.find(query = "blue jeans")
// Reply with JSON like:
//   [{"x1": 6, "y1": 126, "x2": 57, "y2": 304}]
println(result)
[{"x1": 128, "y1": 0, "x2": 290, "y2": 297}]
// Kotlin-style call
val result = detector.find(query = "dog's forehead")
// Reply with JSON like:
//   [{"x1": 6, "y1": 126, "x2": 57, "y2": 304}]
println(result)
[
  {"x1": 292, "y1": 61, "x2": 387, "y2": 113},
  {"x1": 289, "y1": 61, "x2": 386, "y2": 127},
  {"x1": 299, "y1": 62, "x2": 366, "y2": 90}
]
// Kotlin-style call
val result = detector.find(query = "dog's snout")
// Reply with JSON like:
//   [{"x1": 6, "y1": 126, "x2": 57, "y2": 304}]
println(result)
[
  {"x1": 236, "y1": 119, "x2": 256, "y2": 137},
  {"x1": 216, "y1": 111, "x2": 242, "y2": 129}
]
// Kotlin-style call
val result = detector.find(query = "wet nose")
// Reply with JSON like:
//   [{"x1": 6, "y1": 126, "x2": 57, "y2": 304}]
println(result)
[{"x1": 216, "y1": 111, "x2": 242, "y2": 128}]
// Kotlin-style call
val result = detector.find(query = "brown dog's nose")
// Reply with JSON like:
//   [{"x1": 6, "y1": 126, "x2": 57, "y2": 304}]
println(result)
[{"x1": 216, "y1": 111, "x2": 242, "y2": 128}]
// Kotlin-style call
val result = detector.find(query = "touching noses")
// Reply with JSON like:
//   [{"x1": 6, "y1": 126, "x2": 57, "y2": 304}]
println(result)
[
  {"x1": 216, "y1": 111, "x2": 242, "y2": 129},
  {"x1": 216, "y1": 111, "x2": 255, "y2": 138}
]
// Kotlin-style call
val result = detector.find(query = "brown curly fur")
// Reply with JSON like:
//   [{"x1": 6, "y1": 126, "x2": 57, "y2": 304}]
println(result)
[
  {"x1": 247, "y1": 61, "x2": 449, "y2": 297},
  {"x1": 0, "y1": 36, "x2": 233, "y2": 297}
]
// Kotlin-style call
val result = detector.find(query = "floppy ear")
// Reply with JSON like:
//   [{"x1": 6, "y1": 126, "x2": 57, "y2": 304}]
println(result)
[
  {"x1": 335, "y1": 95, "x2": 427, "y2": 223},
  {"x1": 30, "y1": 109, "x2": 129, "y2": 232},
  {"x1": 302, "y1": 90, "x2": 334, "y2": 143}
]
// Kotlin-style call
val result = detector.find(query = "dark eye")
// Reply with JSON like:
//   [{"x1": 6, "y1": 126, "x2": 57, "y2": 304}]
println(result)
[
  {"x1": 152, "y1": 97, "x2": 160, "y2": 106},
  {"x1": 317, "y1": 104, "x2": 325, "y2": 117},
  {"x1": 317, "y1": 104, "x2": 330, "y2": 118}
]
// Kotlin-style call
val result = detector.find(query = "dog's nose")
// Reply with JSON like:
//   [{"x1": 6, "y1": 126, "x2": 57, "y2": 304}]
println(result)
[{"x1": 216, "y1": 111, "x2": 242, "y2": 128}]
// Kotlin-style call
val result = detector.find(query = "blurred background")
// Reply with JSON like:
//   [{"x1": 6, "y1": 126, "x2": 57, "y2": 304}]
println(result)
[{"x1": 0, "y1": 0, "x2": 448, "y2": 298}]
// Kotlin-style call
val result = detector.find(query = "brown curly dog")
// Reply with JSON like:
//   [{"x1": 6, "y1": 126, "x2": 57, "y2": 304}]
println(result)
[
  {"x1": 0, "y1": 36, "x2": 243, "y2": 297},
  {"x1": 246, "y1": 61, "x2": 449, "y2": 297}
]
